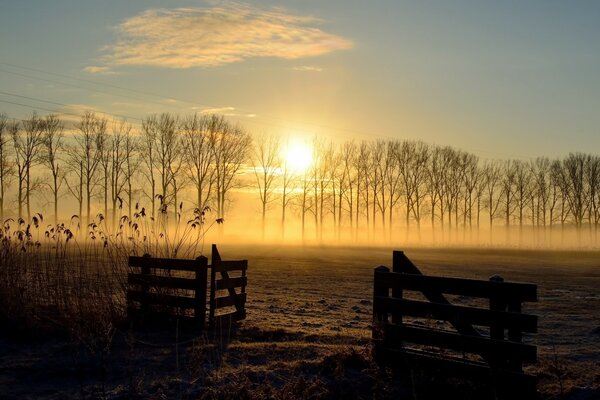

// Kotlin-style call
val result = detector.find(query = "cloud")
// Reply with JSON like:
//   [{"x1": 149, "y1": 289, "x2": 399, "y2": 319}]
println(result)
[
  {"x1": 292, "y1": 65, "x2": 324, "y2": 72},
  {"x1": 83, "y1": 65, "x2": 118, "y2": 75},
  {"x1": 200, "y1": 106, "x2": 237, "y2": 114},
  {"x1": 98, "y1": 3, "x2": 353, "y2": 69}
]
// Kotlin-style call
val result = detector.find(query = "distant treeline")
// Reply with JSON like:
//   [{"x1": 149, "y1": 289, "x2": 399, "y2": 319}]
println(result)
[{"x1": 1, "y1": 111, "x2": 599, "y2": 243}]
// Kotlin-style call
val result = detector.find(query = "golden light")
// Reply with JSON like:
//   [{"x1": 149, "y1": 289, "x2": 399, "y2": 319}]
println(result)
[{"x1": 284, "y1": 140, "x2": 313, "y2": 173}]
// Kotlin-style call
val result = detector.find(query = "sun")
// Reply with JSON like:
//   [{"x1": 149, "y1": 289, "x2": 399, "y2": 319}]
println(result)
[{"x1": 284, "y1": 141, "x2": 313, "y2": 174}]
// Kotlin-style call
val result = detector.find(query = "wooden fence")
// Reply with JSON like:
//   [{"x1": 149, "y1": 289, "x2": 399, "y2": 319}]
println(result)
[
  {"x1": 126, "y1": 244, "x2": 247, "y2": 329},
  {"x1": 373, "y1": 251, "x2": 538, "y2": 399}
]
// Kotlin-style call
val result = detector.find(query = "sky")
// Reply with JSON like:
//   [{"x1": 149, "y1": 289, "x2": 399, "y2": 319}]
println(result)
[{"x1": 1, "y1": 0, "x2": 600, "y2": 160}]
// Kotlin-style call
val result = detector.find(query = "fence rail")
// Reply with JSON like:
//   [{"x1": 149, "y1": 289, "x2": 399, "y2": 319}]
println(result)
[
  {"x1": 373, "y1": 251, "x2": 538, "y2": 399},
  {"x1": 126, "y1": 245, "x2": 247, "y2": 330}
]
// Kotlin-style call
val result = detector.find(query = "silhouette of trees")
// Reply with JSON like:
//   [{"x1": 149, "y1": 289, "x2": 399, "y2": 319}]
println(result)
[
  {"x1": 12, "y1": 112, "x2": 45, "y2": 220},
  {"x1": 211, "y1": 118, "x2": 251, "y2": 222},
  {"x1": 0, "y1": 115, "x2": 15, "y2": 222},
  {"x1": 181, "y1": 114, "x2": 216, "y2": 213},
  {"x1": 5, "y1": 108, "x2": 600, "y2": 246},
  {"x1": 40, "y1": 114, "x2": 64, "y2": 225},
  {"x1": 251, "y1": 133, "x2": 280, "y2": 238},
  {"x1": 66, "y1": 111, "x2": 107, "y2": 227}
]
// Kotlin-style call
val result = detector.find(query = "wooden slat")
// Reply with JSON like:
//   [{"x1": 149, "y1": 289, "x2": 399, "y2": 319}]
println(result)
[
  {"x1": 128, "y1": 256, "x2": 202, "y2": 272},
  {"x1": 374, "y1": 271, "x2": 537, "y2": 302},
  {"x1": 215, "y1": 310, "x2": 245, "y2": 322},
  {"x1": 383, "y1": 323, "x2": 536, "y2": 363},
  {"x1": 215, "y1": 293, "x2": 247, "y2": 309},
  {"x1": 127, "y1": 307, "x2": 195, "y2": 321},
  {"x1": 374, "y1": 297, "x2": 537, "y2": 333},
  {"x1": 216, "y1": 276, "x2": 247, "y2": 290},
  {"x1": 127, "y1": 290, "x2": 196, "y2": 309},
  {"x1": 212, "y1": 260, "x2": 248, "y2": 272},
  {"x1": 128, "y1": 273, "x2": 197, "y2": 290},
  {"x1": 389, "y1": 253, "x2": 485, "y2": 341}
]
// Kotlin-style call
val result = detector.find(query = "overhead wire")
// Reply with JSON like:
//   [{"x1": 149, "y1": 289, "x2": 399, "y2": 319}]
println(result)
[{"x1": 0, "y1": 62, "x2": 533, "y2": 160}]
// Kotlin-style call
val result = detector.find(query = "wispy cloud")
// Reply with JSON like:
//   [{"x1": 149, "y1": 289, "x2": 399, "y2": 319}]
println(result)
[
  {"x1": 82, "y1": 65, "x2": 119, "y2": 75},
  {"x1": 200, "y1": 106, "x2": 237, "y2": 114},
  {"x1": 292, "y1": 65, "x2": 324, "y2": 72},
  {"x1": 94, "y1": 3, "x2": 352, "y2": 69}
]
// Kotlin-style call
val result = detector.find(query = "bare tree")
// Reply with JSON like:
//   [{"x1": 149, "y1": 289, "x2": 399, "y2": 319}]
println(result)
[
  {"x1": 556, "y1": 153, "x2": 589, "y2": 230},
  {"x1": 279, "y1": 141, "x2": 298, "y2": 240},
  {"x1": 11, "y1": 112, "x2": 45, "y2": 220},
  {"x1": 585, "y1": 156, "x2": 600, "y2": 237},
  {"x1": 369, "y1": 141, "x2": 386, "y2": 236},
  {"x1": 211, "y1": 118, "x2": 252, "y2": 222},
  {"x1": 140, "y1": 115, "x2": 158, "y2": 218},
  {"x1": 398, "y1": 141, "x2": 429, "y2": 237},
  {"x1": 427, "y1": 146, "x2": 447, "y2": 234},
  {"x1": 500, "y1": 160, "x2": 517, "y2": 229},
  {"x1": 153, "y1": 113, "x2": 181, "y2": 213},
  {"x1": 0, "y1": 114, "x2": 15, "y2": 222},
  {"x1": 101, "y1": 120, "x2": 134, "y2": 229},
  {"x1": 71, "y1": 111, "x2": 107, "y2": 228},
  {"x1": 461, "y1": 153, "x2": 480, "y2": 231},
  {"x1": 40, "y1": 114, "x2": 65, "y2": 225},
  {"x1": 181, "y1": 114, "x2": 216, "y2": 213},
  {"x1": 442, "y1": 148, "x2": 464, "y2": 234},
  {"x1": 122, "y1": 125, "x2": 140, "y2": 219},
  {"x1": 531, "y1": 157, "x2": 550, "y2": 228},
  {"x1": 482, "y1": 161, "x2": 503, "y2": 234},
  {"x1": 355, "y1": 142, "x2": 370, "y2": 237},
  {"x1": 339, "y1": 141, "x2": 358, "y2": 239},
  {"x1": 251, "y1": 133, "x2": 280, "y2": 238}
]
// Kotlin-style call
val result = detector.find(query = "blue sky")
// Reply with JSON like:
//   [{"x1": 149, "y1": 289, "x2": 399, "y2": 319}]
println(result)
[{"x1": 1, "y1": 1, "x2": 599, "y2": 159}]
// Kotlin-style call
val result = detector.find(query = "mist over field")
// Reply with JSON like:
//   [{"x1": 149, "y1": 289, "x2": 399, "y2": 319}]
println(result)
[{"x1": 2, "y1": 111, "x2": 600, "y2": 252}]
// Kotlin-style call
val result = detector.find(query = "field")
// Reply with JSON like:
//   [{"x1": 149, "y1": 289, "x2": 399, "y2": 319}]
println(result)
[{"x1": 1, "y1": 245, "x2": 600, "y2": 399}]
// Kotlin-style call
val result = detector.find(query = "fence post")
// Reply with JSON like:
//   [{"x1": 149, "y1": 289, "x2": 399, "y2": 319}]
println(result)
[
  {"x1": 489, "y1": 274, "x2": 506, "y2": 368},
  {"x1": 507, "y1": 298, "x2": 523, "y2": 371},
  {"x1": 140, "y1": 253, "x2": 151, "y2": 316},
  {"x1": 391, "y1": 252, "x2": 407, "y2": 324},
  {"x1": 195, "y1": 256, "x2": 208, "y2": 330},
  {"x1": 373, "y1": 266, "x2": 390, "y2": 339},
  {"x1": 209, "y1": 255, "x2": 217, "y2": 329}
]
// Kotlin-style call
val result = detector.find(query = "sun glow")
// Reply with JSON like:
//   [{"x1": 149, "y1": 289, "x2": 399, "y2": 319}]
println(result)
[{"x1": 284, "y1": 141, "x2": 313, "y2": 174}]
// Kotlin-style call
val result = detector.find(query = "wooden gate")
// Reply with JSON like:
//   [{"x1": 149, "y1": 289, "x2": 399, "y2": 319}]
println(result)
[
  {"x1": 126, "y1": 244, "x2": 247, "y2": 329},
  {"x1": 373, "y1": 251, "x2": 538, "y2": 399}
]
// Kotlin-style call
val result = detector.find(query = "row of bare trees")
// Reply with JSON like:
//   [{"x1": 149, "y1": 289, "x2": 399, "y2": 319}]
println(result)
[{"x1": 1, "y1": 111, "x2": 600, "y2": 244}]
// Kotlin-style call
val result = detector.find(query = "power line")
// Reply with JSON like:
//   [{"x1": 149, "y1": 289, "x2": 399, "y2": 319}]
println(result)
[
  {"x1": 0, "y1": 90, "x2": 143, "y2": 122},
  {"x1": 0, "y1": 99, "x2": 143, "y2": 127},
  {"x1": 0, "y1": 61, "x2": 213, "y2": 109},
  {"x1": 0, "y1": 67, "x2": 185, "y2": 111},
  {"x1": 0, "y1": 63, "x2": 535, "y2": 160}
]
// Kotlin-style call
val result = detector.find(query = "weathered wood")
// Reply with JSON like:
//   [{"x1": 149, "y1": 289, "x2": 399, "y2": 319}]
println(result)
[
  {"x1": 127, "y1": 245, "x2": 247, "y2": 330},
  {"x1": 211, "y1": 244, "x2": 246, "y2": 312},
  {"x1": 195, "y1": 256, "x2": 208, "y2": 329},
  {"x1": 375, "y1": 268, "x2": 537, "y2": 302},
  {"x1": 128, "y1": 273, "x2": 197, "y2": 290},
  {"x1": 127, "y1": 290, "x2": 196, "y2": 309},
  {"x1": 215, "y1": 293, "x2": 247, "y2": 309},
  {"x1": 489, "y1": 275, "x2": 507, "y2": 368},
  {"x1": 373, "y1": 266, "x2": 390, "y2": 339},
  {"x1": 212, "y1": 260, "x2": 248, "y2": 272},
  {"x1": 382, "y1": 323, "x2": 536, "y2": 363},
  {"x1": 216, "y1": 276, "x2": 247, "y2": 290},
  {"x1": 374, "y1": 296, "x2": 537, "y2": 333},
  {"x1": 392, "y1": 251, "x2": 484, "y2": 339},
  {"x1": 375, "y1": 251, "x2": 538, "y2": 397},
  {"x1": 129, "y1": 256, "x2": 201, "y2": 272}
]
